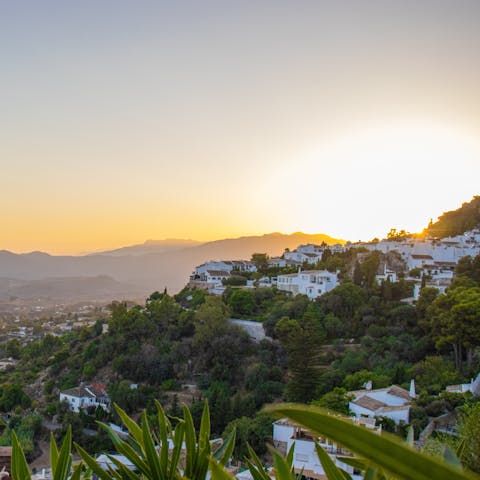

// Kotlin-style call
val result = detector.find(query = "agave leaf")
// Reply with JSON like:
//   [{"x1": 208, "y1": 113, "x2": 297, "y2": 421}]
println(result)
[
  {"x1": 114, "y1": 403, "x2": 144, "y2": 445},
  {"x1": 50, "y1": 432, "x2": 59, "y2": 478},
  {"x1": 267, "y1": 404, "x2": 478, "y2": 480},
  {"x1": 53, "y1": 427, "x2": 73, "y2": 480},
  {"x1": 74, "y1": 443, "x2": 112, "y2": 480},
  {"x1": 456, "y1": 439, "x2": 466, "y2": 460},
  {"x1": 209, "y1": 456, "x2": 236, "y2": 480},
  {"x1": 364, "y1": 467, "x2": 378, "y2": 480},
  {"x1": 183, "y1": 405, "x2": 197, "y2": 477},
  {"x1": 314, "y1": 443, "x2": 352, "y2": 480},
  {"x1": 270, "y1": 447, "x2": 295, "y2": 480},
  {"x1": 244, "y1": 458, "x2": 271, "y2": 480},
  {"x1": 168, "y1": 421, "x2": 185, "y2": 480},
  {"x1": 11, "y1": 430, "x2": 31, "y2": 480},
  {"x1": 213, "y1": 428, "x2": 236, "y2": 466},
  {"x1": 247, "y1": 444, "x2": 270, "y2": 479},
  {"x1": 337, "y1": 456, "x2": 369, "y2": 471},
  {"x1": 155, "y1": 401, "x2": 170, "y2": 477},
  {"x1": 69, "y1": 462, "x2": 83, "y2": 480},
  {"x1": 141, "y1": 411, "x2": 163, "y2": 479},
  {"x1": 285, "y1": 443, "x2": 295, "y2": 468},
  {"x1": 199, "y1": 401, "x2": 211, "y2": 452},
  {"x1": 107, "y1": 454, "x2": 141, "y2": 480}
]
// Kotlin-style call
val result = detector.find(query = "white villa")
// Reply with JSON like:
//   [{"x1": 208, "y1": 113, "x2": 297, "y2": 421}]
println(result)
[
  {"x1": 284, "y1": 244, "x2": 324, "y2": 264},
  {"x1": 277, "y1": 269, "x2": 339, "y2": 299},
  {"x1": 348, "y1": 380, "x2": 416, "y2": 425},
  {"x1": 446, "y1": 372, "x2": 480, "y2": 396},
  {"x1": 273, "y1": 417, "x2": 379, "y2": 480},
  {"x1": 189, "y1": 260, "x2": 256, "y2": 291},
  {"x1": 59, "y1": 383, "x2": 110, "y2": 413}
]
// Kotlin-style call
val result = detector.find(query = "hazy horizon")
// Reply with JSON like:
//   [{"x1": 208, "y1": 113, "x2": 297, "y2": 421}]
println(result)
[{"x1": 2, "y1": 1, "x2": 480, "y2": 254}]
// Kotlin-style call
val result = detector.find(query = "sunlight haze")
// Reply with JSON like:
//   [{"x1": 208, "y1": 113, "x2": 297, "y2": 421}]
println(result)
[{"x1": 2, "y1": 0, "x2": 480, "y2": 254}]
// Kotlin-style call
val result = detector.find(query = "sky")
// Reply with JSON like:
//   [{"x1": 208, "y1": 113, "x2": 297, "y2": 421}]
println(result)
[{"x1": 2, "y1": 0, "x2": 480, "y2": 254}]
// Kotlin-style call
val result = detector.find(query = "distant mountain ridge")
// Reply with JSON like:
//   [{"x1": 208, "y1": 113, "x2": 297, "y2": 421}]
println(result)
[
  {"x1": 91, "y1": 238, "x2": 203, "y2": 257},
  {"x1": 0, "y1": 232, "x2": 344, "y2": 299}
]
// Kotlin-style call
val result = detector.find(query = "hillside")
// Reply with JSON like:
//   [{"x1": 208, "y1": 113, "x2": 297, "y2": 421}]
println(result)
[
  {"x1": 425, "y1": 196, "x2": 480, "y2": 238},
  {"x1": 0, "y1": 232, "x2": 344, "y2": 299}
]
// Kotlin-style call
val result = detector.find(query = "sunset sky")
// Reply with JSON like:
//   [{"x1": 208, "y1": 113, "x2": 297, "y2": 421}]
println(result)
[{"x1": 2, "y1": 1, "x2": 480, "y2": 254}]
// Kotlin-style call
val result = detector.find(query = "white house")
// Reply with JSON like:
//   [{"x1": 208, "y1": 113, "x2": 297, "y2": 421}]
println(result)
[
  {"x1": 375, "y1": 264, "x2": 398, "y2": 284},
  {"x1": 284, "y1": 245, "x2": 323, "y2": 265},
  {"x1": 446, "y1": 372, "x2": 480, "y2": 395},
  {"x1": 348, "y1": 381, "x2": 415, "y2": 425},
  {"x1": 189, "y1": 268, "x2": 231, "y2": 291},
  {"x1": 59, "y1": 383, "x2": 110, "y2": 413},
  {"x1": 277, "y1": 270, "x2": 339, "y2": 299},
  {"x1": 273, "y1": 417, "x2": 379, "y2": 480}
]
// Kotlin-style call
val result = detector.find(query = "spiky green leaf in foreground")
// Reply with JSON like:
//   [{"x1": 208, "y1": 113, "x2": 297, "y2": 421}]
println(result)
[
  {"x1": 314, "y1": 443, "x2": 352, "y2": 480},
  {"x1": 11, "y1": 431, "x2": 31, "y2": 480},
  {"x1": 266, "y1": 404, "x2": 479, "y2": 480}
]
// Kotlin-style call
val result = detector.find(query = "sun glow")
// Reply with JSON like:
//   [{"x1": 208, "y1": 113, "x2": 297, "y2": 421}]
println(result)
[{"x1": 265, "y1": 122, "x2": 480, "y2": 241}]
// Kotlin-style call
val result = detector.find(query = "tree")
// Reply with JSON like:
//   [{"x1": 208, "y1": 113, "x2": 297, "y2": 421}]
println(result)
[
  {"x1": 312, "y1": 387, "x2": 352, "y2": 415},
  {"x1": 228, "y1": 289, "x2": 256, "y2": 316},
  {"x1": 275, "y1": 316, "x2": 324, "y2": 403},
  {"x1": 251, "y1": 253, "x2": 269, "y2": 271},
  {"x1": 458, "y1": 402, "x2": 480, "y2": 474},
  {"x1": 192, "y1": 297, "x2": 250, "y2": 383},
  {"x1": 427, "y1": 287, "x2": 480, "y2": 371}
]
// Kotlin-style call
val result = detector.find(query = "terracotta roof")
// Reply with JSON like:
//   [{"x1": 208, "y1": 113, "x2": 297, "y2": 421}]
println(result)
[
  {"x1": 89, "y1": 383, "x2": 107, "y2": 396},
  {"x1": 61, "y1": 386, "x2": 95, "y2": 398},
  {"x1": 378, "y1": 405, "x2": 410, "y2": 413},
  {"x1": 352, "y1": 396, "x2": 386, "y2": 412},
  {"x1": 387, "y1": 385, "x2": 411, "y2": 401}
]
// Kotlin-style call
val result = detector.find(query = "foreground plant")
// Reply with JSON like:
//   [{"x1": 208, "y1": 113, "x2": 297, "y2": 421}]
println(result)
[
  {"x1": 12, "y1": 427, "x2": 82, "y2": 480},
  {"x1": 76, "y1": 400, "x2": 235, "y2": 480},
  {"x1": 10, "y1": 401, "x2": 480, "y2": 480},
  {"x1": 263, "y1": 403, "x2": 480, "y2": 480}
]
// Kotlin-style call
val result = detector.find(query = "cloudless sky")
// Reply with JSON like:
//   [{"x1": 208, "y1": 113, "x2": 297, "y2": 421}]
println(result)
[{"x1": 2, "y1": 0, "x2": 480, "y2": 254}]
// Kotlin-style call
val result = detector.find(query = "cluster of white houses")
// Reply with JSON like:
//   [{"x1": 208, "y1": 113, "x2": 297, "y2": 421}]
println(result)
[
  {"x1": 354, "y1": 228, "x2": 480, "y2": 299},
  {"x1": 188, "y1": 229, "x2": 480, "y2": 300},
  {"x1": 188, "y1": 243, "x2": 344, "y2": 298}
]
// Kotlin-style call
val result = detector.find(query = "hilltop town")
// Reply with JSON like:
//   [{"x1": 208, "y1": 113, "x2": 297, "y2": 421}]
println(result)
[{"x1": 0, "y1": 197, "x2": 479, "y2": 477}]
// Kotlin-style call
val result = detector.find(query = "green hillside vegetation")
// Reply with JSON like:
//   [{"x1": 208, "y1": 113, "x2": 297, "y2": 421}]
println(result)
[
  {"x1": 0, "y1": 247, "x2": 479, "y2": 472},
  {"x1": 425, "y1": 196, "x2": 480, "y2": 238}
]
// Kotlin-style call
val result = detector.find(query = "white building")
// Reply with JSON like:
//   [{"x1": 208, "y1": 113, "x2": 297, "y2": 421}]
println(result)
[
  {"x1": 189, "y1": 260, "x2": 256, "y2": 291},
  {"x1": 59, "y1": 383, "x2": 110, "y2": 413},
  {"x1": 273, "y1": 417, "x2": 379, "y2": 480},
  {"x1": 277, "y1": 270, "x2": 339, "y2": 299},
  {"x1": 268, "y1": 257, "x2": 300, "y2": 267},
  {"x1": 284, "y1": 244, "x2": 324, "y2": 264},
  {"x1": 348, "y1": 381, "x2": 415, "y2": 425},
  {"x1": 446, "y1": 372, "x2": 480, "y2": 395},
  {"x1": 375, "y1": 264, "x2": 398, "y2": 284}
]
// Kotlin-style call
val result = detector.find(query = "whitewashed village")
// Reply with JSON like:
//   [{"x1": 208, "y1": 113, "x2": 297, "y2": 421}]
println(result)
[
  {"x1": 46, "y1": 226, "x2": 480, "y2": 480},
  {"x1": 1, "y1": 196, "x2": 480, "y2": 480},
  {"x1": 188, "y1": 228, "x2": 480, "y2": 300}
]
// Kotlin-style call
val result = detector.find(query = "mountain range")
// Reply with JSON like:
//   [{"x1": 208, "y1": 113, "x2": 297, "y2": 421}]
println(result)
[{"x1": 0, "y1": 232, "x2": 344, "y2": 303}]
